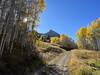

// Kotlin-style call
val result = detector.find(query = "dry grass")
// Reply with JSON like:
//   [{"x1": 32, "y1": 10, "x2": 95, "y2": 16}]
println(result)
[{"x1": 68, "y1": 49, "x2": 100, "y2": 75}]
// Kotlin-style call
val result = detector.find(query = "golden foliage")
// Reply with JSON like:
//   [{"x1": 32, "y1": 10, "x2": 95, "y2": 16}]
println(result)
[
  {"x1": 76, "y1": 27, "x2": 87, "y2": 39},
  {"x1": 60, "y1": 34, "x2": 69, "y2": 42},
  {"x1": 50, "y1": 37, "x2": 60, "y2": 43},
  {"x1": 76, "y1": 18, "x2": 100, "y2": 49}
]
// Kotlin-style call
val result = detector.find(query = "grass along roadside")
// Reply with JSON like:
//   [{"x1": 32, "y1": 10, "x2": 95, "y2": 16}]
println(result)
[{"x1": 68, "y1": 49, "x2": 100, "y2": 75}]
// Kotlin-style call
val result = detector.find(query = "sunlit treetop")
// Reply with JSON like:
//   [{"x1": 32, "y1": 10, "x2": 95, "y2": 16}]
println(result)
[
  {"x1": 76, "y1": 27, "x2": 87, "y2": 39},
  {"x1": 89, "y1": 18, "x2": 100, "y2": 31},
  {"x1": 76, "y1": 18, "x2": 100, "y2": 39},
  {"x1": 38, "y1": 0, "x2": 45, "y2": 11}
]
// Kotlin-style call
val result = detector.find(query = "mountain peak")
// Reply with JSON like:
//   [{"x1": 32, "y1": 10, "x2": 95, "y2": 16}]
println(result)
[
  {"x1": 45, "y1": 29, "x2": 60, "y2": 37},
  {"x1": 49, "y1": 29, "x2": 54, "y2": 32}
]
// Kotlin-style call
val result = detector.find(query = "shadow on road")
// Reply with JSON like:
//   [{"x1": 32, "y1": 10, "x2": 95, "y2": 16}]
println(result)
[{"x1": 34, "y1": 64, "x2": 68, "y2": 75}]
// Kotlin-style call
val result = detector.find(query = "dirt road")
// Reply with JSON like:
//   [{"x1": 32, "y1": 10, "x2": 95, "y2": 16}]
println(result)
[{"x1": 34, "y1": 51, "x2": 70, "y2": 75}]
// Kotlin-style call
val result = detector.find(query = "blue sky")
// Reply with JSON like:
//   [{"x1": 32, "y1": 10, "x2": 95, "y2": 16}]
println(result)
[{"x1": 36, "y1": 0, "x2": 100, "y2": 40}]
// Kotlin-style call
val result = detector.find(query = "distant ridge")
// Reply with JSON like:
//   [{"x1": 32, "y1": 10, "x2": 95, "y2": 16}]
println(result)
[{"x1": 39, "y1": 30, "x2": 60, "y2": 37}]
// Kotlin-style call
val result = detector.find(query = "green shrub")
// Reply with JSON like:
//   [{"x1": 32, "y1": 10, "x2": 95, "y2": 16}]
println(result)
[{"x1": 87, "y1": 60, "x2": 100, "y2": 68}]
